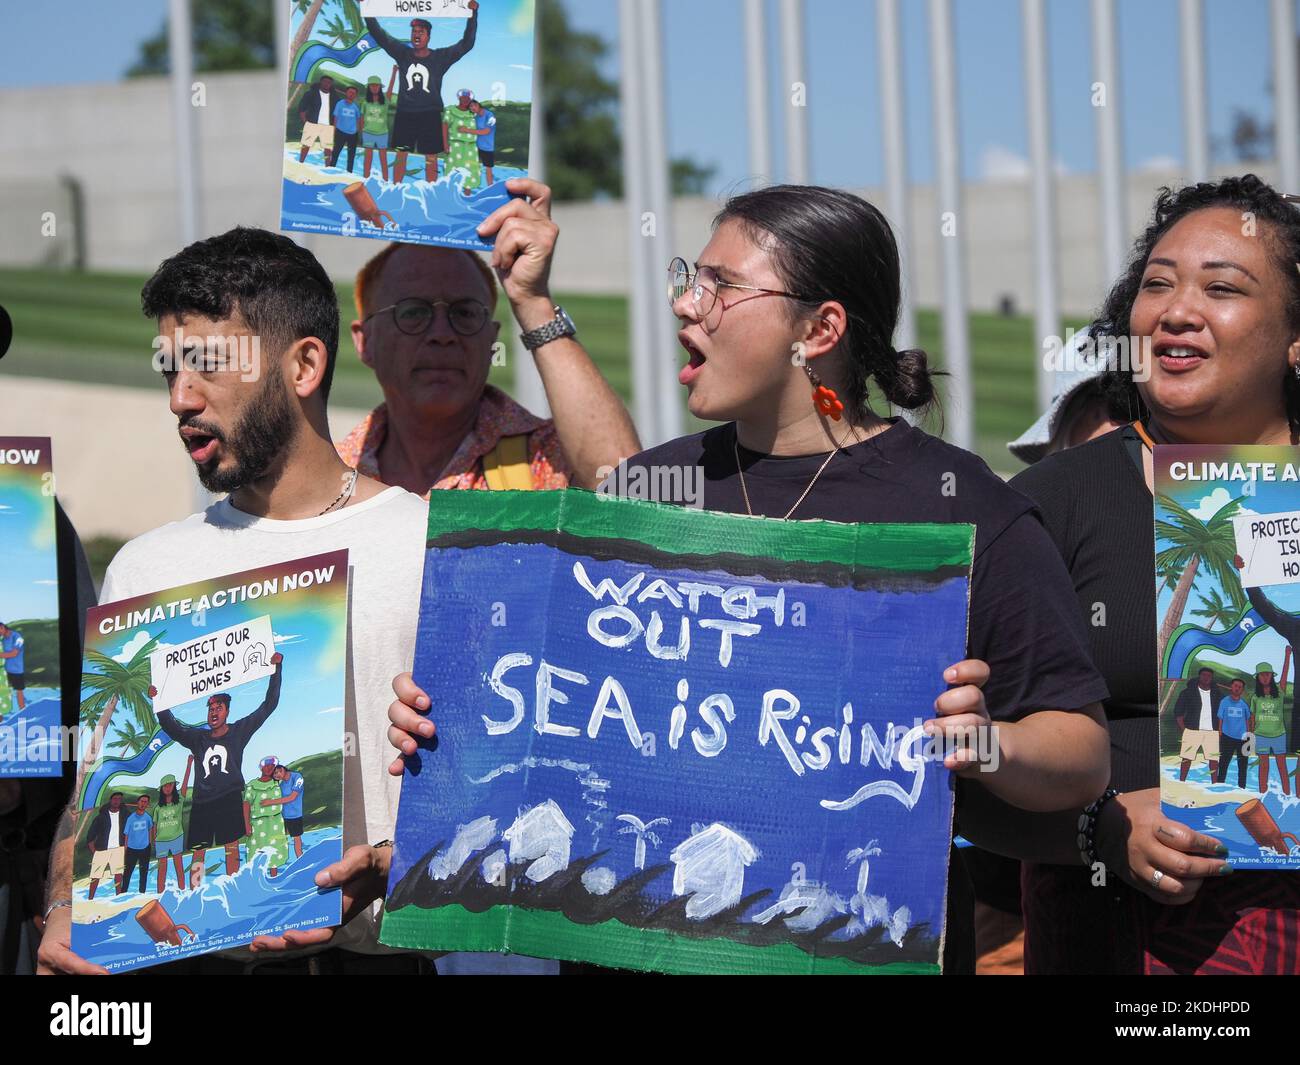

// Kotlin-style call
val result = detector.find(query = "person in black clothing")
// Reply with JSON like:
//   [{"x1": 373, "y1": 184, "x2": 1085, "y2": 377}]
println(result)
[
  {"x1": 993, "y1": 174, "x2": 1300, "y2": 973},
  {"x1": 382, "y1": 183, "x2": 1112, "y2": 974},
  {"x1": 1172, "y1": 668, "x2": 1221, "y2": 780},
  {"x1": 84, "y1": 792, "x2": 127, "y2": 902},
  {"x1": 150, "y1": 652, "x2": 284, "y2": 880},
  {"x1": 365, "y1": 3, "x2": 479, "y2": 184},
  {"x1": 297, "y1": 75, "x2": 338, "y2": 164}
]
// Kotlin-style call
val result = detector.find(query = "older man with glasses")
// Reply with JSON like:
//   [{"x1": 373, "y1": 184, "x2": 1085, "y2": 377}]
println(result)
[{"x1": 339, "y1": 178, "x2": 639, "y2": 494}]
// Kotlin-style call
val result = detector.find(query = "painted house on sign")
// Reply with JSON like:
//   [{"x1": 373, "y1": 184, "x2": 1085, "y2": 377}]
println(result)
[
  {"x1": 671, "y1": 823, "x2": 759, "y2": 919},
  {"x1": 503, "y1": 800, "x2": 574, "y2": 882}
]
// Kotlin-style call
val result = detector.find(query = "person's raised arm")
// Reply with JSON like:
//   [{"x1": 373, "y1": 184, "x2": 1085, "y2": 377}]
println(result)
[
  {"x1": 363, "y1": 17, "x2": 410, "y2": 62},
  {"x1": 433, "y1": 1, "x2": 479, "y2": 66},
  {"x1": 477, "y1": 178, "x2": 641, "y2": 489},
  {"x1": 240, "y1": 653, "x2": 285, "y2": 734}
]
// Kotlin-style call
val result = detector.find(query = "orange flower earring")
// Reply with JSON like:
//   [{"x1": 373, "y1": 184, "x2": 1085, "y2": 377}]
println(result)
[{"x1": 804, "y1": 364, "x2": 844, "y2": 421}]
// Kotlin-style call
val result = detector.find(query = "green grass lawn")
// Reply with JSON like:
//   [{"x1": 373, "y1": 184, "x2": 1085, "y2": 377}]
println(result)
[{"x1": 0, "y1": 266, "x2": 1085, "y2": 470}]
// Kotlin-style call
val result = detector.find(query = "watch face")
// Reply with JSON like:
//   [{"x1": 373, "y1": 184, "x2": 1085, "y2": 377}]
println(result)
[{"x1": 556, "y1": 308, "x2": 576, "y2": 333}]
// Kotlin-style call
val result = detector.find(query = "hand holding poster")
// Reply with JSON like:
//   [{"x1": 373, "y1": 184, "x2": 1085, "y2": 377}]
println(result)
[
  {"x1": 73, "y1": 551, "x2": 349, "y2": 972},
  {"x1": 1157, "y1": 446, "x2": 1300, "y2": 867},
  {"x1": 381, "y1": 491, "x2": 973, "y2": 974},
  {"x1": 0, "y1": 437, "x2": 63, "y2": 778},
  {"x1": 280, "y1": 0, "x2": 533, "y2": 250}
]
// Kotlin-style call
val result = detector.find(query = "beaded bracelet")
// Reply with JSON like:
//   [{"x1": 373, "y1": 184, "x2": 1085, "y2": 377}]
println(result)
[{"x1": 1077, "y1": 788, "x2": 1120, "y2": 867}]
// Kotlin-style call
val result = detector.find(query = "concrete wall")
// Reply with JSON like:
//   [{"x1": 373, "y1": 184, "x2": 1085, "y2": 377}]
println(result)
[
  {"x1": 0, "y1": 376, "x2": 368, "y2": 542},
  {"x1": 0, "y1": 71, "x2": 1280, "y2": 316}
]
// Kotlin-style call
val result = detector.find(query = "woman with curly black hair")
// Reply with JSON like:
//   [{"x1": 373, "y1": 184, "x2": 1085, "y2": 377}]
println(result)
[{"x1": 979, "y1": 174, "x2": 1300, "y2": 973}]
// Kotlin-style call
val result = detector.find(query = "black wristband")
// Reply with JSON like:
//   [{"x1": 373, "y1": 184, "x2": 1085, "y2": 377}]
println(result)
[{"x1": 1077, "y1": 788, "x2": 1120, "y2": 867}]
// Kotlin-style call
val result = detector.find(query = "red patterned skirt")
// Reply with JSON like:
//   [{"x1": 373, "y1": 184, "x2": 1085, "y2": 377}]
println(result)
[{"x1": 1023, "y1": 861, "x2": 1300, "y2": 974}]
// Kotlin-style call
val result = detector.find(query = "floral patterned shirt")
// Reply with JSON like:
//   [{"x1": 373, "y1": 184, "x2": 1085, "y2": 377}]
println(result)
[{"x1": 335, "y1": 385, "x2": 570, "y2": 496}]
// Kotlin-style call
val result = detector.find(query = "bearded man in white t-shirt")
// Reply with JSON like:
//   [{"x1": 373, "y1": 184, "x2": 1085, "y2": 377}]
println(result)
[{"x1": 37, "y1": 226, "x2": 432, "y2": 975}]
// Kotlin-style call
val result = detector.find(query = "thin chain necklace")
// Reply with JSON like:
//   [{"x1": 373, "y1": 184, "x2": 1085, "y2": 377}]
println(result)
[
  {"x1": 734, "y1": 430, "x2": 845, "y2": 520},
  {"x1": 319, "y1": 468, "x2": 359, "y2": 516}
]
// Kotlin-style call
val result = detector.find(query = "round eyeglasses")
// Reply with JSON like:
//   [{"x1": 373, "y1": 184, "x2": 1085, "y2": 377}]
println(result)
[
  {"x1": 365, "y1": 297, "x2": 491, "y2": 337},
  {"x1": 667, "y1": 257, "x2": 813, "y2": 321}
]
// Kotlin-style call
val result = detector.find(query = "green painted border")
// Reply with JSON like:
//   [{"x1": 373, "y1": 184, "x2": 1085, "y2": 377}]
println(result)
[
  {"x1": 425, "y1": 489, "x2": 974, "y2": 573},
  {"x1": 381, "y1": 904, "x2": 938, "y2": 975}
]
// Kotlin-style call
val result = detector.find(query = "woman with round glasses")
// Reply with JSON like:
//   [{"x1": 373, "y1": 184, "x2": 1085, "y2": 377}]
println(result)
[{"x1": 384, "y1": 183, "x2": 1112, "y2": 972}]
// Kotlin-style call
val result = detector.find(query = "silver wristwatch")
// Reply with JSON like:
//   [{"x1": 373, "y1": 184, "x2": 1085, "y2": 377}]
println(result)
[{"x1": 519, "y1": 305, "x2": 577, "y2": 351}]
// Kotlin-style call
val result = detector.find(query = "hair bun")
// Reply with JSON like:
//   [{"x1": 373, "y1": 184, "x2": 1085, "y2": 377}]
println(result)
[{"x1": 877, "y1": 346, "x2": 937, "y2": 411}]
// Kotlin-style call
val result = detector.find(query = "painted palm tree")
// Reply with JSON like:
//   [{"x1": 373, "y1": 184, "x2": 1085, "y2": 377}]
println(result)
[
  {"x1": 79, "y1": 634, "x2": 163, "y2": 776},
  {"x1": 1155, "y1": 493, "x2": 1246, "y2": 664},
  {"x1": 616, "y1": 813, "x2": 670, "y2": 871},
  {"x1": 107, "y1": 718, "x2": 153, "y2": 758},
  {"x1": 1157, "y1": 558, "x2": 1186, "y2": 594},
  {"x1": 846, "y1": 839, "x2": 882, "y2": 897},
  {"x1": 288, "y1": 0, "x2": 328, "y2": 110},
  {"x1": 1193, "y1": 586, "x2": 1239, "y2": 631}
]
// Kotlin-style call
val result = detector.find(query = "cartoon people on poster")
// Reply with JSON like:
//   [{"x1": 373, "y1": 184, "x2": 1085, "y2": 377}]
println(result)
[{"x1": 281, "y1": 0, "x2": 531, "y2": 249}]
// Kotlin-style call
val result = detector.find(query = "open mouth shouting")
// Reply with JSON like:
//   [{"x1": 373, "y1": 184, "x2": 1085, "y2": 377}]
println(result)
[
  {"x1": 679, "y1": 332, "x2": 707, "y2": 386},
  {"x1": 179, "y1": 423, "x2": 223, "y2": 465}
]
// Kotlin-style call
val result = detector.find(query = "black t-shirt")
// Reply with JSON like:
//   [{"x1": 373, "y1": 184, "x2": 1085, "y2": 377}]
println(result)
[
  {"x1": 613, "y1": 420, "x2": 1110, "y2": 972},
  {"x1": 366, "y1": 14, "x2": 477, "y2": 114},
  {"x1": 1010, "y1": 426, "x2": 1157, "y2": 793},
  {"x1": 156, "y1": 666, "x2": 282, "y2": 807}
]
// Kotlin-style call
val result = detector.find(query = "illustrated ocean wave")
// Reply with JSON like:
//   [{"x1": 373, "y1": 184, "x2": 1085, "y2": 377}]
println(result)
[
  {"x1": 280, "y1": 150, "x2": 524, "y2": 251},
  {"x1": 74, "y1": 830, "x2": 342, "y2": 972}
]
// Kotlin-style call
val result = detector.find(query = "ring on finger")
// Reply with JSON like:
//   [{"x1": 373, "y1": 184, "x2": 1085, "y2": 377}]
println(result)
[{"x1": 1150, "y1": 869, "x2": 1165, "y2": 888}]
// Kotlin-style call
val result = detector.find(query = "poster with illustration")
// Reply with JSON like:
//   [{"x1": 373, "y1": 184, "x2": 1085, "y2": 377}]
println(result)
[
  {"x1": 72, "y1": 551, "x2": 348, "y2": 973},
  {"x1": 0, "y1": 437, "x2": 63, "y2": 779},
  {"x1": 1157, "y1": 445, "x2": 1300, "y2": 867},
  {"x1": 280, "y1": 0, "x2": 533, "y2": 250},
  {"x1": 381, "y1": 491, "x2": 972, "y2": 974}
]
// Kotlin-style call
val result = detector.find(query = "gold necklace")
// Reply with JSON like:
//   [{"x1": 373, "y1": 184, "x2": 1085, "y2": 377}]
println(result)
[{"x1": 734, "y1": 432, "x2": 844, "y2": 520}]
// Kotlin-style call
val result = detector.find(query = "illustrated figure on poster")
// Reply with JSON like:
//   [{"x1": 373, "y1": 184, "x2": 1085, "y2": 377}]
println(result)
[
  {"x1": 244, "y1": 756, "x2": 290, "y2": 877},
  {"x1": 1174, "y1": 666, "x2": 1221, "y2": 781},
  {"x1": 153, "y1": 759, "x2": 192, "y2": 894},
  {"x1": 361, "y1": 72, "x2": 397, "y2": 181},
  {"x1": 298, "y1": 74, "x2": 338, "y2": 164},
  {"x1": 121, "y1": 794, "x2": 155, "y2": 895},
  {"x1": 1217, "y1": 676, "x2": 1253, "y2": 789},
  {"x1": 1250, "y1": 661, "x2": 1291, "y2": 794},
  {"x1": 446, "y1": 90, "x2": 481, "y2": 189},
  {"x1": 466, "y1": 97, "x2": 497, "y2": 186},
  {"x1": 85, "y1": 792, "x2": 126, "y2": 901},
  {"x1": 1235, "y1": 551, "x2": 1300, "y2": 784},
  {"x1": 331, "y1": 84, "x2": 363, "y2": 172},
  {"x1": 148, "y1": 652, "x2": 284, "y2": 882},
  {"x1": 363, "y1": 1, "x2": 480, "y2": 184},
  {"x1": 272, "y1": 762, "x2": 306, "y2": 861},
  {"x1": 0, "y1": 621, "x2": 27, "y2": 712}
]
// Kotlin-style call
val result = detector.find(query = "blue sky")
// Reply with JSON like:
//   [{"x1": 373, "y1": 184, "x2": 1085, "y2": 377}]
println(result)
[
  {"x1": 1, "y1": 0, "x2": 1292, "y2": 192},
  {"x1": 0, "y1": 480, "x2": 58, "y2": 623}
]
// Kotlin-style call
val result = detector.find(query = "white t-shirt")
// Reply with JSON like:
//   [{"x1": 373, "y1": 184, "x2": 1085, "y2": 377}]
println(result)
[
  {"x1": 1198, "y1": 687, "x2": 1213, "y2": 731},
  {"x1": 99, "y1": 486, "x2": 428, "y2": 954},
  {"x1": 106, "y1": 810, "x2": 121, "y2": 849},
  {"x1": 318, "y1": 90, "x2": 332, "y2": 125}
]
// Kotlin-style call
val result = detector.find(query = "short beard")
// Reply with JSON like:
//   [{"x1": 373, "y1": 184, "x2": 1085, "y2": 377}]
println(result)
[{"x1": 197, "y1": 372, "x2": 299, "y2": 494}]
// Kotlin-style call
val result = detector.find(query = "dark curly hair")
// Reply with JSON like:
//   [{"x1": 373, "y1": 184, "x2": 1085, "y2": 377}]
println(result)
[
  {"x1": 141, "y1": 226, "x2": 340, "y2": 403},
  {"x1": 714, "y1": 184, "x2": 941, "y2": 419},
  {"x1": 1095, "y1": 174, "x2": 1300, "y2": 430}
]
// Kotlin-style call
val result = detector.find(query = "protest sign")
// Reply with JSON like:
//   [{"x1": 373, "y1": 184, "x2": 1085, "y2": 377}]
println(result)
[
  {"x1": 73, "y1": 551, "x2": 348, "y2": 972},
  {"x1": 1157, "y1": 446, "x2": 1300, "y2": 867},
  {"x1": 0, "y1": 437, "x2": 63, "y2": 778},
  {"x1": 382, "y1": 490, "x2": 972, "y2": 974},
  {"x1": 280, "y1": 0, "x2": 534, "y2": 250}
]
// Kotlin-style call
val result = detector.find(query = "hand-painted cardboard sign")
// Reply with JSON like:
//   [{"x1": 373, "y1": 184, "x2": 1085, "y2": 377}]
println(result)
[
  {"x1": 1158, "y1": 446, "x2": 1300, "y2": 867},
  {"x1": 73, "y1": 552, "x2": 349, "y2": 972},
  {"x1": 149, "y1": 615, "x2": 276, "y2": 713},
  {"x1": 0, "y1": 437, "x2": 63, "y2": 778},
  {"x1": 280, "y1": 0, "x2": 533, "y2": 251},
  {"x1": 381, "y1": 491, "x2": 973, "y2": 974}
]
